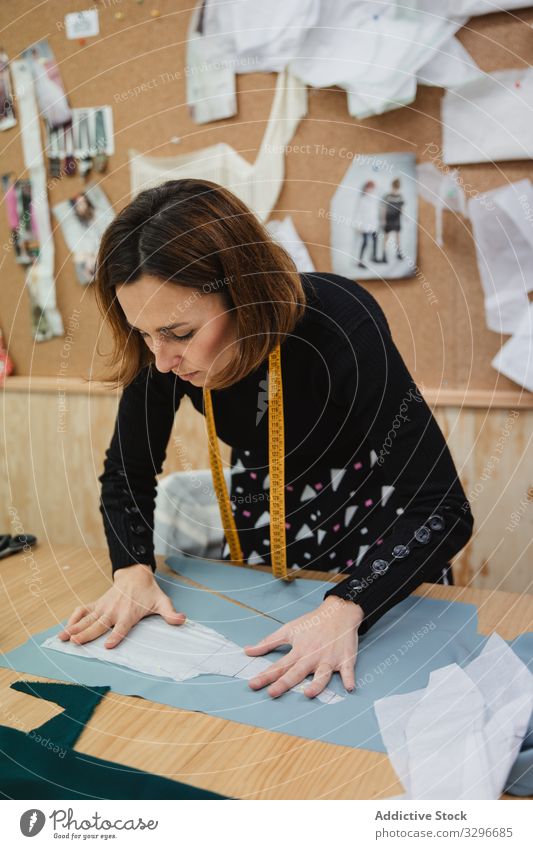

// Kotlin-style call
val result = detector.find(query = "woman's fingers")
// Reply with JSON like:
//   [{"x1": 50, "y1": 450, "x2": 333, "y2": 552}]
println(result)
[
  {"x1": 155, "y1": 593, "x2": 187, "y2": 626},
  {"x1": 248, "y1": 652, "x2": 295, "y2": 689},
  {"x1": 58, "y1": 605, "x2": 92, "y2": 639},
  {"x1": 303, "y1": 663, "x2": 334, "y2": 698},
  {"x1": 268, "y1": 659, "x2": 313, "y2": 698},
  {"x1": 339, "y1": 660, "x2": 356, "y2": 693},
  {"x1": 69, "y1": 612, "x2": 114, "y2": 645},
  {"x1": 244, "y1": 627, "x2": 289, "y2": 656},
  {"x1": 59, "y1": 609, "x2": 98, "y2": 639},
  {"x1": 104, "y1": 619, "x2": 134, "y2": 648}
]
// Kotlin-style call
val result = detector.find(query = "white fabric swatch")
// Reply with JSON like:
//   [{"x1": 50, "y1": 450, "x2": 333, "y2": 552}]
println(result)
[
  {"x1": 374, "y1": 633, "x2": 533, "y2": 799},
  {"x1": 129, "y1": 69, "x2": 307, "y2": 222},
  {"x1": 42, "y1": 615, "x2": 344, "y2": 705}
]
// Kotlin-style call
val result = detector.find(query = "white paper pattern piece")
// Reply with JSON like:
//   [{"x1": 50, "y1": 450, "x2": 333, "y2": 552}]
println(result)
[
  {"x1": 374, "y1": 633, "x2": 533, "y2": 799},
  {"x1": 64, "y1": 10, "x2": 100, "y2": 39},
  {"x1": 42, "y1": 615, "x2": 344, "y2": 705},
  {"x1": 442, "y1": 68, "x2": 533, "y2": 164},
  {"x1": 266, "y1": 216, "x2": 315, "y2": 272},
  {"x1": 186, "y1": 0, "x2": 237, "y2": 124},
  {"x1": 468, "y1": 179, "x2": 533, "y2": 334},
  {"x1": 416, "y1": 162, "x2": 468, "y2": 247},
  {"x1": 129, "y1": 69, "x2": 307, "y2": 222},
  {"x1": 492, "y1": 302, "x2": 533, "y2": 392}
]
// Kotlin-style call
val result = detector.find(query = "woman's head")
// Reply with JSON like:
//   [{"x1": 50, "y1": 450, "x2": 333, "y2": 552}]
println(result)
[{"x1": 94, "y1": 179, "x2": 306, "y2": 390}]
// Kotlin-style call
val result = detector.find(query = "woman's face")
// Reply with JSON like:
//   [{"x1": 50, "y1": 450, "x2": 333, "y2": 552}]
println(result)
[{"x1": 116, "y1": 275, "x2": 238, "y2": 387}]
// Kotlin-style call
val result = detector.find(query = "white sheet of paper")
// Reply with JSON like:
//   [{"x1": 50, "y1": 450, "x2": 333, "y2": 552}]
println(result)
[
  {"x1": 64, "y1": 10, "x2": 99, "y2": 39},
  {"x1": 443, "y1": 68, "x2": 533, "y2": 164},
  {"x1": 129, "y1": 69, "x2": 307, "y2": 222},
  {"x1": 374, "y1": 633, "x2": 533, "y2": 799},
  {"x1": 468, "y1": 179, "x2": 533, "y2": 334},
  {"x1": 266, "y1": 216, "x2": 315, "y2": 272},
  {"x1": 42, "y1": 615, "x2": 344, "y2": 705},
  {"x1": 492, "y1": 302, "x2": 533, "y2": 392},
  {"x1": 186, "y1": 1, "x2": 237, "y2": 124}
]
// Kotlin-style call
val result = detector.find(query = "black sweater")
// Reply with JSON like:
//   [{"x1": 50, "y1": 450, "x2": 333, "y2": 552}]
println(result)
[{"x1": 98, "y1": 272, "x2": 474, "y2": 634}]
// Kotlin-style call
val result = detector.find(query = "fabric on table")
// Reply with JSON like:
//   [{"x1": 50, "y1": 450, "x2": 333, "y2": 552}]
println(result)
[
  {"x1": 2, "y1": 562, "x2": 532, "y2": 798},
  {"x1": 42, "y1": 615, "x2": 343, "y2": 705},
  {"x1": 374, "y1": 633, "x2": 533, "y2": 799},
  {"x1": 0, "y1": 680, "x2": 228, "y2": 799}
]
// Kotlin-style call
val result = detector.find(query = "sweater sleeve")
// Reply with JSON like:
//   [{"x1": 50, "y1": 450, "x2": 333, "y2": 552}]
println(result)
[
  {"x1": 97, "y1": 365, "x2": 184, "y2": 575},
  {"x1": 322, "y1": 316, "x2": 474, "y2": 634}
]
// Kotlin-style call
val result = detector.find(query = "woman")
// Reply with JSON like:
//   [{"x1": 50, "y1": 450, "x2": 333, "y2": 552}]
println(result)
[
  {"x1": 355, "y1": 180, "x2": 381, "y2": 268},
  {"x1": 59, "y1": 178, "x2": 474, "y2": 700},
  {"x1": 379, "y1": 177, "x2": 405, "y2": 263}
]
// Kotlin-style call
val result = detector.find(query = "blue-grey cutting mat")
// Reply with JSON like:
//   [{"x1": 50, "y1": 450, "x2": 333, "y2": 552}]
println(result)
[{"x1": 1, "y1": 556, "x2": 532, "y2": 758}]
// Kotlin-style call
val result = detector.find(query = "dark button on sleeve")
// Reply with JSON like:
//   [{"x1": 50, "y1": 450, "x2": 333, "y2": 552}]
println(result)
[
  {"x1": 131, "y1": 522, "x2": 149, "y2": 535},
  {"x1": 428, "y1": 514, "x2": 445, "y2": 531},
  {"x1": 124, "y1": 505, "x2": 141, "y2": 515},
  {"x1": 131, "y1": 543, "x2": 148, "y2": 557},
  {"x1": 392, "y1": 544, "x2": 410, "y2": 559},
  {"x1": 371, "y1": 558, "x2": 389, "y2": 575},
  {"x1": 414, "y1": 525, "x2": 431, "y2": 544}
]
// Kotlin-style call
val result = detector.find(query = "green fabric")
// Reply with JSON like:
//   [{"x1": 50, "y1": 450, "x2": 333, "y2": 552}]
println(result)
[{"x1": 1, "y1": 680, "x2": 228, "y2": 800}]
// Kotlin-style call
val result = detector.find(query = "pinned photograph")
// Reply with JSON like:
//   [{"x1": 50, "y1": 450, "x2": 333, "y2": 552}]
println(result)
[
  {"x1": 53, "y1": 183, "x2": 115, "y2": 284},
  {"x1": 330, "y1": 152, "x2": 417, "y2": 280}
]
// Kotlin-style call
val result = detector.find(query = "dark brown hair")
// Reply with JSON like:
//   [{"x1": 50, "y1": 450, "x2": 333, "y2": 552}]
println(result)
[{"x1": 93, "y1": 178, "x2": 306, "y2": 390}]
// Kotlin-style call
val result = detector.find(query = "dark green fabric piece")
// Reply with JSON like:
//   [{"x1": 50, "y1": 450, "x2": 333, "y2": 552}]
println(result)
[
  {"x1": 11, "y1": 681, "x2": 111, "y2": 748},
  {"x1": 1, "y1": 680, "x2": 228, "y2": 800}
]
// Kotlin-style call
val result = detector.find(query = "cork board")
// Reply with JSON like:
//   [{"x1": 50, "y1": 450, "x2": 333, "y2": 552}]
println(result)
[{"x1": 1, "y1": 0, "x2": 533, "y2": 399}]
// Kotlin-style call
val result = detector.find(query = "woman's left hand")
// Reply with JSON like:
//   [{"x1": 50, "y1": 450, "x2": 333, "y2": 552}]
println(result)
[{"x1": 244, "y1": 596, "x2": 364, "y2": 699}]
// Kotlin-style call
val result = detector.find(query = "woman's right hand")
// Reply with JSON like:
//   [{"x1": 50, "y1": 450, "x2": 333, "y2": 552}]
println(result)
[{"x1": 58, "y1": 563, "x2": 187, "y2": 649}]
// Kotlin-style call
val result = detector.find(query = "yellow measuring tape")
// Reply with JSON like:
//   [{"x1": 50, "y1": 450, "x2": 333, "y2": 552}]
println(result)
[{"x1": 203, "y1": 343, "x2": 294, "y2": 581}]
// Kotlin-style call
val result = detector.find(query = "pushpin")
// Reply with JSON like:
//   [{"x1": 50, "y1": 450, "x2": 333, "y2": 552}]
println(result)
[
  {"x1": 151, "y1": 9, "x2": 161, "y2": 17},
  {"x1": 78, "y1": 38, "x2": 86, "y2": 46},
  {"x1": 170, "y1": 136, "x2": 182, "y2": 144},
  {"x1": 115, "y1": 11, "x2": 125, "y2": 20}
]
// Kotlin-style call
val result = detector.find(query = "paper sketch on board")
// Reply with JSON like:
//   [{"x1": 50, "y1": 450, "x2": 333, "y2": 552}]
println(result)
[{"x1": 468, "y1": 179, "x2": 533, "y2": 334}]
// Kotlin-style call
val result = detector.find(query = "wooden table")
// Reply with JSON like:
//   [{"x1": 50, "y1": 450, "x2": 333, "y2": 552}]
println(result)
[{"x1": 1, "y1": 543, "x2": 532, "y2": 800}]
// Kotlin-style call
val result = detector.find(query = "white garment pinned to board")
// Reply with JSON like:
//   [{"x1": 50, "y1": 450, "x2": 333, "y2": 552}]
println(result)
[
  {"x1": 468, "y1": 179, "x2": 533, "y2": 334},
  {"x1": 129, "y1": 69, "x2": 307, "y2": 221},
  {"x1": 416, "y1": 162, "x2": 468, "y2": 247}
]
